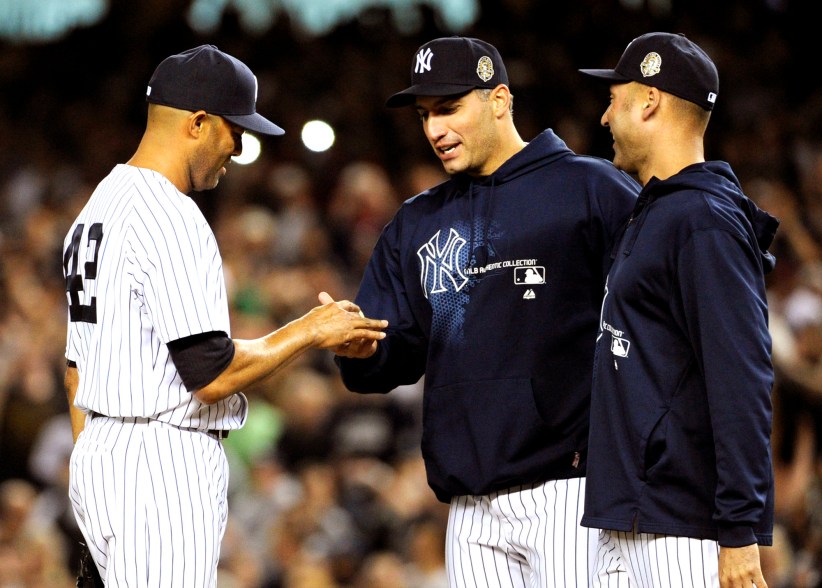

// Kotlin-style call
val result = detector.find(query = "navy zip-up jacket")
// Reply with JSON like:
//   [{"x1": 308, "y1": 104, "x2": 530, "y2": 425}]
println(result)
[
  {"x1": 337, "y1": 129, "x2": 639, "y2": 502},
  {"x1": 583, "y1": 161, "x2": 778, "y2": 546}
]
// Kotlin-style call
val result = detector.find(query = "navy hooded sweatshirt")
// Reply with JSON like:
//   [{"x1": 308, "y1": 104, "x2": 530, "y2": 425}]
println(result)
[
  {"x1": 583, "y1": 161, "x2": 778, "y2": 547},
  {"x1": 336, "y1": 129, "x2": 639, "y2": 502}
]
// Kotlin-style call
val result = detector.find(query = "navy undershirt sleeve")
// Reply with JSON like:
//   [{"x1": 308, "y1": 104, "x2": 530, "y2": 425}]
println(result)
[{"x1": 167, "y1": 331, "x2": 235, "y2": 392}]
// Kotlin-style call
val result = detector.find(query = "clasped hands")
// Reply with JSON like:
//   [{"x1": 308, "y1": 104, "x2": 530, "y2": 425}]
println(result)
[{"x1": 317, "y1": 291, "x2": 386, "y2": 358}]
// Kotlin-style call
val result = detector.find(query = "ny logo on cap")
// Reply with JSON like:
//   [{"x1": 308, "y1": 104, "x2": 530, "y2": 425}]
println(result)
[{"x1": 415, "y1": 48, "x2": 434, "y2": 74}]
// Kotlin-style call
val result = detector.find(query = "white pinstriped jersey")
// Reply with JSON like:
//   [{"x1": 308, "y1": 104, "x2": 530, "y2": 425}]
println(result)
[{"x1": 63, "y1": 164, "x2": 247, "y2": 431}]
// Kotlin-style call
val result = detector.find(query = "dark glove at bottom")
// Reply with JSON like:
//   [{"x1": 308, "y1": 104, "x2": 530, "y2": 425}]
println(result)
[{"x1": 76, "y1": 542, "x2": 103, "y2": 587}]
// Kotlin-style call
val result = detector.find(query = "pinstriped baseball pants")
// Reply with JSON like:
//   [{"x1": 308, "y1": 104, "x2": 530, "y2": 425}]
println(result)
[
  {"x1": 68, "y1": 415, "x2": 229, "y2": 587},
  {"x1": 446, "y1": 477, "x2": 596, "y2": 587},
  {"x1": 591, "y1": 529, "x2": 719, "y2": 588}
]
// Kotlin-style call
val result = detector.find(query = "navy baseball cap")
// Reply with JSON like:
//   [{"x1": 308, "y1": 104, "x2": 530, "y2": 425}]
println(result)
[
  {"x1": 386, "y1": 36, "x2": 509, "y2": 108},
  {"x1": 579, "y1": 32, "x2": 719, "y2": 111},
  {"x1": 146, "y1": 44, "x2": 284, "y2": 136}
]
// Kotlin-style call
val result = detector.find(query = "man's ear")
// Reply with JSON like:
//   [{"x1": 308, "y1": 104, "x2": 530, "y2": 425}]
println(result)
[
  {"x1": 641, "y1": 87, "x2": 661, "y2": 120},
  {"x1": 492, "y1": 84, "x2": 512, "y2": 118},
  {"x1": 189, "y1": 110, "x2": 208, "y2": 136}
]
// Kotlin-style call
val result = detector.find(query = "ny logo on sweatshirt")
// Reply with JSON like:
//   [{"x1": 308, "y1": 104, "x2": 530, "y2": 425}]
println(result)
[{"x1": 417, "y1": 228, "x2": 468, "y2": 297}]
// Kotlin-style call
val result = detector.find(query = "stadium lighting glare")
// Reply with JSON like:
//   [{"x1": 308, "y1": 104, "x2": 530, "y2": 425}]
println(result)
[
  {"x1": 233, "y1": 133, "x2": 261, "y2": 165},
  {"x1": 301, "y1": 120, "x2": 335, "y2": 153}
]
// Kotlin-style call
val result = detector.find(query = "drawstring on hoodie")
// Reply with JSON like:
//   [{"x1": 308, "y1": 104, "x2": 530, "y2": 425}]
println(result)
[
  {"x1": 469, "y1": 176, "x2": 497, "y2": 269},
  {"x1": 468, "y1": 180, "x2": 476, "y2": 267}
]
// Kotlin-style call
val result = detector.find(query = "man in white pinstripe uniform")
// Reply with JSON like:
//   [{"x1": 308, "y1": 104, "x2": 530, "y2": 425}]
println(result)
[{"x1": 62, "y1": 44, "x2": 388, "y2": 587}]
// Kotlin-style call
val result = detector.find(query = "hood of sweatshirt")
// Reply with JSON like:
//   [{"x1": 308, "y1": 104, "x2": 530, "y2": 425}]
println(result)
[
  {"x1": 639, "y1": 161, "x2": 780, "y2": 274},
  {"x1": 453, "y1": 128, "x2": 574, "y2": 190}
]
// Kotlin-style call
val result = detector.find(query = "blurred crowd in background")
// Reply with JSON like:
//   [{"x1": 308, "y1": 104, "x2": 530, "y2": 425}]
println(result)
[{"x1": 1, "y1": 0, "x2": 821, "y2": 586}]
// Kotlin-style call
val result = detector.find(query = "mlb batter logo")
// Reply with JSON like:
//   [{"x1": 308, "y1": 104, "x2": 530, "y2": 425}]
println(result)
[
  {"x1": 611, "y1": 336, "x2": 630, "y2": 357},
  {"x1": 514, "y1": 266, "x2": 545, "y2": 285}
]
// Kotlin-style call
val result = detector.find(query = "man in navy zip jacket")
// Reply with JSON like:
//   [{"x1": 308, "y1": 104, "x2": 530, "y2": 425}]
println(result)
[
  {"x1": 580, "y1": 33, "x2": 778, "y2": 588},
  {"x1": 322, "y1": 36, "x2": 639, "y2": 587}
]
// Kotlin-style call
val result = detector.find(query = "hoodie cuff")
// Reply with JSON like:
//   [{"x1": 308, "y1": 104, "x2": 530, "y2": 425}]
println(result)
[
  {"x1": 717, "y1": 524, "x2": 757, "y2": 547},
  {"x1": 335, "y1": 350, "x2": 387, "y2": 391}
]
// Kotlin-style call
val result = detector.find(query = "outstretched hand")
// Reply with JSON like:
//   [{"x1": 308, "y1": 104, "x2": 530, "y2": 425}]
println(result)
[{"x1": 316, "y1": 292, "x2": 385, "y2": 358}]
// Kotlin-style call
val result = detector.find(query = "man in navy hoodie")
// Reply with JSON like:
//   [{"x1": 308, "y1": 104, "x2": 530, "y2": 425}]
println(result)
[
  {"x1": 322, "y1": 36, "x2": 639, "y2": 587},
  {"x1": 580, "y1": 33, "x2": 778, "y2": 588}
]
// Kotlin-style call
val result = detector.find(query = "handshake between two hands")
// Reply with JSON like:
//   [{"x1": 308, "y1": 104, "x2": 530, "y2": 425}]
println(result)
[{"x1": 317, "y1": 291, "x2": 388, "y2": 358}]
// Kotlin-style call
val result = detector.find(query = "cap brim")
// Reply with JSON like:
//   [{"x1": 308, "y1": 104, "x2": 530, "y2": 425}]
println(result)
[
  {"x1": 223, "y1": 112, "x2": 285, "y2": 136},
  {"x1": 578, "y1": 68, "x2": 632, "y2": 83},
  {"x1": 385, "y1": 84, "x2": 477, "y2": 108}
]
